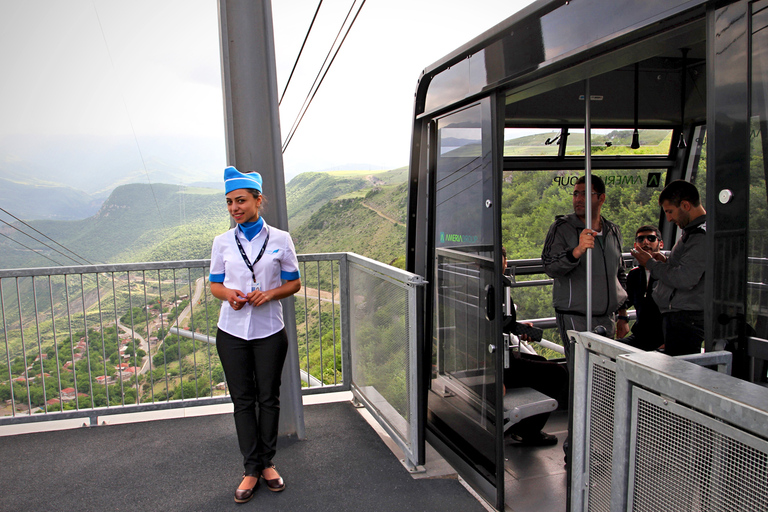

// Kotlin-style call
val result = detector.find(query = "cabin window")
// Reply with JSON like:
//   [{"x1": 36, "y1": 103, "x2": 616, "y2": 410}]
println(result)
[{"x1": 503, "y1": 128, "x2": 674, "y2": 157}]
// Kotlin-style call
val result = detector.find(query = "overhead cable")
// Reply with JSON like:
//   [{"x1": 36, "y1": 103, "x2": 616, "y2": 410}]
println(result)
[
  {"x1": 0, "y1": 207, "x2": 92, "y2": 265},
  {"x1": 282, "y1": 0, "x2": 367, "y2": 153},
  {"x1": 0, "y1": 218, "x2": 87, "y2": 265},
  {"x1": 0, "y1": 232, "x2": 65, "y2": 266},
  {"x1": 92, "y1": 3, "x2": 165, "y2": 229},
  {"x1": 279, "y1": 0, "x2": 324, "y2": 107}
]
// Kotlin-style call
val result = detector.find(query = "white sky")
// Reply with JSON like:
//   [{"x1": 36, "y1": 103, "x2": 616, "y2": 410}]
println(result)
[{"x1": 0, "y1": 0, "x2": 536, "y2": 185}]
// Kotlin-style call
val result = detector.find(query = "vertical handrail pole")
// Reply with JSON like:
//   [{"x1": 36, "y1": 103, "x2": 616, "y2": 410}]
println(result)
[{"x1": 585, "y1": 79, "x2": 593, "y2": 333}]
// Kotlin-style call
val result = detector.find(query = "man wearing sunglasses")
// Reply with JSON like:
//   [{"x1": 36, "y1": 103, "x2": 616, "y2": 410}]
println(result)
[
  {"x1": 621, "y1": 226, "x2": 665, "y2": 350},
  {"x1": 631, "y1": 180, "x2": 706, "y2": 355}
]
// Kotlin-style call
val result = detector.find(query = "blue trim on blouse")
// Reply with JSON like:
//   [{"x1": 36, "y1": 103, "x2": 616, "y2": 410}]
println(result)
[
  {"x1": 238, "y1": 217, "x2": 264, "y2": 241},
  {"x1": 209, "y1": 273, "x2": 225, "y2": 283},
  {"x1": 281, "y1": 270, "x2": 301, "y2": 281}
]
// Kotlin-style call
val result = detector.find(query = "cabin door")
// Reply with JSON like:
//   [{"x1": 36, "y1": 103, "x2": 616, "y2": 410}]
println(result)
[{"x1": 427, "y1": 97, "x2": 506, "y2": 509}]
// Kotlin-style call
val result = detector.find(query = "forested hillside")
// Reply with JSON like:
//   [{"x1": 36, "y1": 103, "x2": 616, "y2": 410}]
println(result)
[
  {"x1": 286, "y1": 168, "x2": 407, "y2": 230},
  {"x1": 292, "y1": 191, "x2": 407, "y2": 266},
  {"x1": 0, "y1": 173, "x2": 102, "y2": 221},
  {"x1": 0, "y1": 183, "x2": 227, "y2": 268}
]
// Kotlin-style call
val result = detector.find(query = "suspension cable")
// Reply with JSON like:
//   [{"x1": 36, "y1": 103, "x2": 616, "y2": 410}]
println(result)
[
  {"x1": 282, "y1": 0, "x2": 367, "y2": 153},
  {"x1": 0, "y1": 232, "x2": 65, "y2": 266},
  {"x1": 0, "y1": 207, "x2": 92, "y2": 265},
  {"x1": 279, "y1": 0, "x2": 324, "y2": 107}
]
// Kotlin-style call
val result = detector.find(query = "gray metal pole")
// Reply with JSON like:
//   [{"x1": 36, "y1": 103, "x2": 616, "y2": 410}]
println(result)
[
  {"x1": 585, "y1": 79, "x2": 593, "y2": 333},
  {"x1": 218, "y1": 0, "x2": 305, "y2": 439}
]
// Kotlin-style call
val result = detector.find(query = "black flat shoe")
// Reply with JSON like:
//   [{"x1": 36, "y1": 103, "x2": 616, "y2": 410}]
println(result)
[
  {"x1": 262, "y1": 464, "x2": 285, "y2": 492},
  {"x1": 508, "y1": 430, "x2": 558, "y2": 446},
  {"x1": 234, "y1": 473, "x2": 260, "y2": 503}
]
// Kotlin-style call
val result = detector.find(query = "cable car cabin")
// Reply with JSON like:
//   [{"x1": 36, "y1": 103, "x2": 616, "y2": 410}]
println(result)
[{"x1": 405, "y1": 0, "x2": 768, "y2": 510}]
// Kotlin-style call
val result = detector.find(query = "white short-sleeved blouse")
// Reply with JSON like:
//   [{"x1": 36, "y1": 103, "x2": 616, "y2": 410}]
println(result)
[{"x1": 209, "y1": 220, "x2": 300, "y2": 339}]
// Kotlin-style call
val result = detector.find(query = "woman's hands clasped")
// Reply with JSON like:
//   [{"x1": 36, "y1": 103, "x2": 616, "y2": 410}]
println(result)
[
  {"x1": 222, "y1": 288, "x2": 248, "y2": 311},
  {"x1": 246, "y1": 289, "x2": 274, "y2": 307},
  {"x1": 222, "y1": 288, "x2": 274, "y2": 310}
]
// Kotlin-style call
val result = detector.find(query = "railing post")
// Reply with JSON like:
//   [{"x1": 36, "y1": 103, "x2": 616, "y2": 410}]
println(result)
[{"x1": 340, "y1": 253, "x2": 352, "y2": 390}]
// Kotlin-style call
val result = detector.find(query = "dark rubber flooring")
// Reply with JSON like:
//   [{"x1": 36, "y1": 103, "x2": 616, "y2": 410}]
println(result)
[{"x1": 0, "y1": 401, "x2": 488, "y2": 512}]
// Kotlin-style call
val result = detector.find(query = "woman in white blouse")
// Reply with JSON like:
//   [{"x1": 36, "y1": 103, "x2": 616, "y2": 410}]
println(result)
[{"x1": 209, "y1": 166, "x2": 301, "y2": 503}]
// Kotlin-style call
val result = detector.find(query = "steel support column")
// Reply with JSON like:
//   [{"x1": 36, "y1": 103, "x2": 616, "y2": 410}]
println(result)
[{"x1": 218, "y1": 0, "x2": 304, "y2": 438}]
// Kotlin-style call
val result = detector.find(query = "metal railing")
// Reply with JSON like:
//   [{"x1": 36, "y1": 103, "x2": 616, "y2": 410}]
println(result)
[
  {"x1": 0, "y1": 256, "x2": 350, "y2": 426},
  {"x1": 614, "y1": 351, "x2": 768, "y2": 512},
  {"x1": 0, "y1": 251, "x2": 425, "y2": 470},
  {"x1": 345, "y1": 252, "x2": 426, "y2": 469}
]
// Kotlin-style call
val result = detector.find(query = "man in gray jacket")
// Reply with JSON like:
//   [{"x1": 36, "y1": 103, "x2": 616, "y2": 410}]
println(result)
[
  {"x1": 632, "y1": 180, "x2": 706, "y2": 355},
  {"x1": 542, "y1": 175, "x2": 629, "y2": 359}
]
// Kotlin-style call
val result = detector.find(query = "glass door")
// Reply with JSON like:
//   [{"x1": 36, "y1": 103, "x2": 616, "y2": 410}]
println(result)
[
  {"x1": 747, "y1": 0, "x2": 768, "y2": 382},
  {"x1": 428, "y1": 98, "x2": 505, "y2": 508}
]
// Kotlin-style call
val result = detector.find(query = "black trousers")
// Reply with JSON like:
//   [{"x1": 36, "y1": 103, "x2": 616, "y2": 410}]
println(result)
[
  {"x1": 662, "y1": 310, "x2": 704, "y2": 356},
  {"x1": 216, "y1": 328, "x2": 288, "y2": 474}
]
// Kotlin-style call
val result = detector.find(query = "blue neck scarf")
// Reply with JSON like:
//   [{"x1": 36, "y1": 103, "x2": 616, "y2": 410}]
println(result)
[{"x1": 238, "y1": 217, "x2": 264, "y2": 241}]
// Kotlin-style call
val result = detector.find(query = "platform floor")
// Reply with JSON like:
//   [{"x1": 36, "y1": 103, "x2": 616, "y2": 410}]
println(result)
[
  {"x1": 0, "y1": 399, "x2": 495, "y2": 512},
  {"x1": 0, "y1": 395, "x2": 569, "y2": 512}
]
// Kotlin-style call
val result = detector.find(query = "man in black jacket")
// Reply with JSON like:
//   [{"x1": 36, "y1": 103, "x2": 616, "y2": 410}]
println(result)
[{"x1": 621, "y1": 225, "x2": 664, "y2": 350}]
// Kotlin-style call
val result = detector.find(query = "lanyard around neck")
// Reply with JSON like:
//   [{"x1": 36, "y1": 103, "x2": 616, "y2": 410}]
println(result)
[{"x1": 234, "y1": 226, "x2": 270, "y2": 283}]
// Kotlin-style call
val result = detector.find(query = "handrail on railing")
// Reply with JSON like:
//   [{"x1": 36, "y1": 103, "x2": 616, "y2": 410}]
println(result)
[
  {"x1": 0, "y1": 255, "x2": 349, "y2": 425},
  {"x1": 0, "y1": 251, "x2": 427, "y2": 440}
]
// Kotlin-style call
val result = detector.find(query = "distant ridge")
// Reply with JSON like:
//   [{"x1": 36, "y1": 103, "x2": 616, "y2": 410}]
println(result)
[
  {"x1": 0, "y1": 166, "x2": 410, "y2": 270},
  {"x1": 0, "y1": 183, "x2": 227, "y2": 268},
  {"x1": 0, "y1": 176, "x2": 102, "y2": 221}
]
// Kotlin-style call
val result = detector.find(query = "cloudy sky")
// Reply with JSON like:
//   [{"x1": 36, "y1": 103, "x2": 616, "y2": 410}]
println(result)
[{"x1": 0, "y1": 0, "x2": 535, "y2": 187}]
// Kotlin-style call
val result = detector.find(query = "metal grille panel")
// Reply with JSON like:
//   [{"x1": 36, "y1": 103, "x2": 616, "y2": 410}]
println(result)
[
  {"x1": 348, "y1": 262, "x2": 412, "y2": 444},
  {"x1": 587, "y1": 361, "x2": 616, "y2": 512},
  {"x1": 631, "y1": 393, "x2": 768, "y2": 512}
]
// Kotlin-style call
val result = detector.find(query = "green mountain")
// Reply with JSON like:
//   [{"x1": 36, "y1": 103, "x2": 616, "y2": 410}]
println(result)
[
  {"x1": 0, "y1": 167, "x2": 411, "y2": 270},
  {"x1": 287, "y1": 169, "x2": 409, "y2": 266},
  {"x1": 0, "y1": 174, "x2": 102, "y2": 221},
  {"x1": 292, "y1": 193, "x2": 407, "y2": 267},
  {"x1": 286, "y1": 167, "x2": 407, "y2": 230},
  {"x1": 0, "y1": 183, "x2": 228, "y2": 268}
]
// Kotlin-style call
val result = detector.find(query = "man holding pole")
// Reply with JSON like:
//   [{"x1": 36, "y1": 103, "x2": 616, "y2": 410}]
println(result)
[{"x1": 542, "y1": 175, "x2": 630, "y2": 358}]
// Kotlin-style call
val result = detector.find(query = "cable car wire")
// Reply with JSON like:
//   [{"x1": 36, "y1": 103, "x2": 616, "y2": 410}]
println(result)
[
  {"x1": 279, "y1": 0, "x2": 324, "y2": 107},
  {"x1": 282, "y1": 0, "x2": 367, "y2": 153},
  {"x1": 0, "y1": 232, "x2": 65, "y2": 267},
  {"x1": 92, "y1": 3, "x2": 165, "y2": 230},
  {"x1": 0, "y1": 207, "x2": 92, "y2": 265},
  {"x1": 0, "y1": 218, "x2": 86, "y2": 266}
]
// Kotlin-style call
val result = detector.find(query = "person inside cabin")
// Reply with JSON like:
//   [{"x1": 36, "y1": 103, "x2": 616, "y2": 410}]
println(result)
[
  {"x1": 631, "y1": 180, "x2": 706, "y2": 355},
  {"x1": 208, "y1": 166, "x2": 302, "y2": 504},
  {"x1": 502, "y1": 247, "x2": 568, "y2": 446},
  {"x1": 541, "y1": 175, "x2": 630, "y2": 361},
  {"x1": 620, "y1": 225, "x2": 665, "y2": 351}
]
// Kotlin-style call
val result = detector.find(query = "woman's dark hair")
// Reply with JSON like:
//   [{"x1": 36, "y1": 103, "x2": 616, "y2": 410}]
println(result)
[{"x1": 245, "y1": 189, "x2": 267, "y2": 214}]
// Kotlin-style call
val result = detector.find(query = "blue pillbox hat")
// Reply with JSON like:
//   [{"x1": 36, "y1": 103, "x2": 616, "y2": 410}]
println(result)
[{"x1": 224, "y1": 166, "x2": 263, "y2": 194}]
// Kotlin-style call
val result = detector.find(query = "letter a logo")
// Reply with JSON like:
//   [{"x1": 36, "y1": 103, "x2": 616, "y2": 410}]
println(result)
[
  {"x1": 647, "y1": 172, "x2": 662, "y2": 188},
  {"x1": 440, "y1": 232, "x2": 445, "y2": 243}
]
